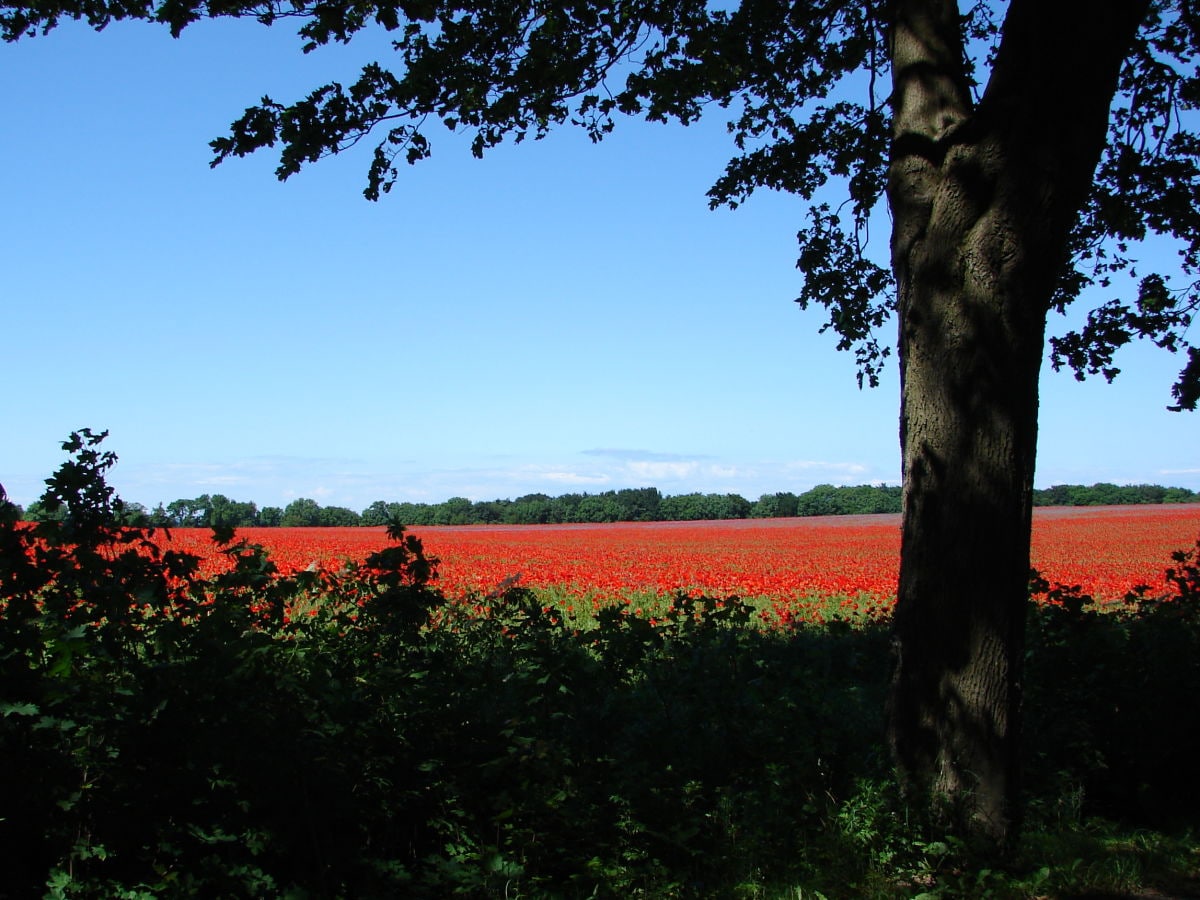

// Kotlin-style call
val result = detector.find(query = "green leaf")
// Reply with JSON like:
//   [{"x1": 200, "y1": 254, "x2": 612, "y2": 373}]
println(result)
[{"x1": 0, "y1": 701, "x2": 39, "y2": 717}]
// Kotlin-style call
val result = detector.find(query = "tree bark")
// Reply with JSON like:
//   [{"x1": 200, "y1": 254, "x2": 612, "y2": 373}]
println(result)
[{"x1": 885, "y1": 0, "x2": 1149, "y2": 850}]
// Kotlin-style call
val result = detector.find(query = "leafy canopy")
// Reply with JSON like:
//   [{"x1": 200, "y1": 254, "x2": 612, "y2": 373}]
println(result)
[{"x1": 4, "y1": 0, "x2": 1197, "y2": 406}]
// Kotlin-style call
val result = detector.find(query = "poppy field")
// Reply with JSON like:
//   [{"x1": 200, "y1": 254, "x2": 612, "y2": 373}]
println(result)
[{"x1": 161, "y1": 503, "x2": 1200, "y2": 611}]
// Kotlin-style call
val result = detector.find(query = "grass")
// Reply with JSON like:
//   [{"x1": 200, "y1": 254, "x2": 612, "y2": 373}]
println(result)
[{"x1": 520, "y1": 583, "x2": 894, "y2": 629}]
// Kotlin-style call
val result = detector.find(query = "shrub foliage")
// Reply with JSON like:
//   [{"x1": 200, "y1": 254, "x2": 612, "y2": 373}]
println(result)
[{"x1": 1, "y1": 431, "x2": 1197, "y2": 898}]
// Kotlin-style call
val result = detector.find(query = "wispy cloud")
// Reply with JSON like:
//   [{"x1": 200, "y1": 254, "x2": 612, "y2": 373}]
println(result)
[
  {"x1": 627, "y1": 460, "x2": 699, "y2": 481},
  {"x1": 580, "y1": 449, "x2": 745, "y2": 485},
  {"x1": 709, "y1": 464, "x2": 742, "y2": 479},
  {"x1": 115, "y1": 456, "x2": 381, "y2": 507},
  {"x1": 783, "y1": 460, "x2": 870, "y2": 474},
  {"x1": 781, "y1": 460, "x2": 872, "y2": 482},
  {"x1": 583, "y1": 448, "x2": 708, "y2": 462},
  {"x1": 540, "y1": 471, "x2": 612, "y2": 485}
]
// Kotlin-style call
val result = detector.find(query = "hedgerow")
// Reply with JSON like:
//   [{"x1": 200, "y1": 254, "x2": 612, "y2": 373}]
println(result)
[{"x1": 1, "y1": 432, "x2": 1197, "y2": 898}]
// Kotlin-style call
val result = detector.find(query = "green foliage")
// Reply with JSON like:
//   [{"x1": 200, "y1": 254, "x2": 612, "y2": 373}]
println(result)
[
  {"x1": 0, "y1": 434, "x2": 893, "y2": 896},
  {"x1": 1031, "y1": 482, "x2": 1199, "y2": 506},
  {"x1": 317, "y1": 504, "x2": 362, "y2": 527},
  {"x1": 1025, "y1": 544, "x2": 1200, "y2": 828},
  {"x1": 279, "y1": 496, "x2": 323, "y2": 527},
  {"x1": 86, "y1": 481, "x2": 1196, "y2": 532},
  {"x1": 161, "y1": 493, "x2": 260, "y2": 528},
  {"x1": 21, "y1": 497, "x2": 67, "y2": 522},
  {"x1": 3, "y1": 434, "x2": 1199, "y2": 897}
]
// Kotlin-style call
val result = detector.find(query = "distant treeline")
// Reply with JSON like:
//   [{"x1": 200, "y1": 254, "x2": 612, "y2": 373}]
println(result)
[{"x1": 17, "y1": 482, "x2": 1199, "y2": 528}]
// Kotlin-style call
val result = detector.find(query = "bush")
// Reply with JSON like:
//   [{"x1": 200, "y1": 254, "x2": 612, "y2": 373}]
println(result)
[
  {"x1": 1024, "y1": 546, "x2": 1200, "y2": 827},
  {"x1": 3, "y1": 432, "x2": 1197, "y2": 898},
  {"x1": 0, "y1": 432, "x2": 897, "y2": 898}
]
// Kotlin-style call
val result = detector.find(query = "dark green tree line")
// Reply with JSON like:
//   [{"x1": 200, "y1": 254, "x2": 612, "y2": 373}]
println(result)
[{"x1": 22, "y1": 481, "x2": 1195, "y2": 527}]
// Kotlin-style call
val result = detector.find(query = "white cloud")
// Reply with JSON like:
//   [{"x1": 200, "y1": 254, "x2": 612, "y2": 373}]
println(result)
[
  {"x1": 583, "y1": 448, "x2": 702, "y2": 462},
  {"x1": 112, "y1": 456, "x2": 379, "y2": 507},
  {"x1": 627, "y1": 460, "x2": 700, "y2": 481},
  {"x1": 708, "y1": 464, "x2": 742, "y2": 479},
  {"x1": 540, "y1": 471, "x2": 612, "y2": 485},
  {"x1": 783, "y1": 460, "x2": 870, "y2": 475},
  {"x1": 193, "y1": 474, "x2": 251, "y2": 487},
  {"x1": 775, "y1": 460, "x2": 879, "y2": 486}
]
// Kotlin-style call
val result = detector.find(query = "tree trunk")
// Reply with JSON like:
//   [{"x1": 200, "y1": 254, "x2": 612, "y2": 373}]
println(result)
[{"x1": 884, "y1": 0, "x2": 1149, "y2": 850}]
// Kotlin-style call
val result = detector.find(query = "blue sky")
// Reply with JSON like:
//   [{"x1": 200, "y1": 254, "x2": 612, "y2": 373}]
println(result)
[{"x1": 4, "y1": 18, "x2": 1199, "y2": 511}]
